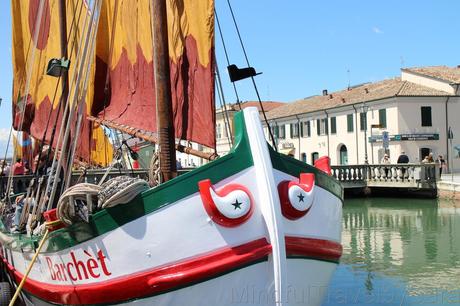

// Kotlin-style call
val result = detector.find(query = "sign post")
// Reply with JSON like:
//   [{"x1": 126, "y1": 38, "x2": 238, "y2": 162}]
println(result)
[
  {"x1": 382, "y1": 131, "x2": 389, "y2": 153},
  {"x1": 448, "y1": 126, "x2": 454, "y2": 182}
]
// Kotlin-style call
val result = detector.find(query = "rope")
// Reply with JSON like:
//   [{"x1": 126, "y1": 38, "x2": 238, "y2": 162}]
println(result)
[
  {"x1": 214, "y1": 9, "x2": 241, "y2": 110},
  {"x1": 98, "y1": 176, "x2": 149, "y2": 209},
  {"x1": 224, "y1": 0, "x2": 277, "y2": 149},
  {"x1": 8, "y1": 219, "x2": 61, "y2": 306},
  {"x1": 56, "y1": 183, "x2": 101, "y2": 225}
]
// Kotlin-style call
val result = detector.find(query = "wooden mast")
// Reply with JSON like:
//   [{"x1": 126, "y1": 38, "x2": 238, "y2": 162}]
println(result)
[
  {"x1": 57, "y1": 0, "x2": 69, "y2": 177},
  {"x1": 152, "y1": 0, "x2": 176, "y2": 182}
]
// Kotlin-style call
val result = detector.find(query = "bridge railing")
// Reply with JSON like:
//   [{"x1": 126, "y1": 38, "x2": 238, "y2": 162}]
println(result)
[{"x1": 331, "y1": 163, "x2": 439, "y2": 186}]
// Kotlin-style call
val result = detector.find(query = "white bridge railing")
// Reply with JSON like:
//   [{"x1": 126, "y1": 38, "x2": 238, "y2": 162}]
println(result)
[{"x1": 331, "y1": 163, "x2": 439, "y2": 188}]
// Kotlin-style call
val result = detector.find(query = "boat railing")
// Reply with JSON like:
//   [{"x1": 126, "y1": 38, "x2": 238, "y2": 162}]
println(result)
[{"x1": 0, "y1": 168, "x2": 196, "y2": 198}]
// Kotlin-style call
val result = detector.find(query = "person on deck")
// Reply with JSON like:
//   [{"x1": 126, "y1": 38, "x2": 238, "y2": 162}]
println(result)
[
  {"x1": 12, "y1": 158, "x2": 25, "y2": 193},
  {"x1": 12, "y1": 158, "x2": 25, "y2": 175}
]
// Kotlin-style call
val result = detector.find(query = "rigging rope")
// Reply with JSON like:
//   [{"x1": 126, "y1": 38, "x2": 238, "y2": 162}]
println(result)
[
  {"x1": 224, "y1": 0, "x2": 277, "y2": 150},
  {"x1": 214, "y1": 9, "x2": 242, "y2": 110},
  {"x1": 214, "y1": 66, "x2": 233, "y2": 150},
  {"x1": 46, "y1": 0, "x2": 101, "y2": 212},
  {"x1": 5, "y1": 0, "x2": 47, "y2": 202}
]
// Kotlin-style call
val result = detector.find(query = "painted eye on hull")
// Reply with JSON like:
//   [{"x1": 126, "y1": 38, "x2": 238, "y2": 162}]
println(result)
[
  {"x1": 198, "y1": 179, "x2": 254, "y2": 227},
  {"x1": 278, "y1": 173, "x2": 315, "y2": 220}
]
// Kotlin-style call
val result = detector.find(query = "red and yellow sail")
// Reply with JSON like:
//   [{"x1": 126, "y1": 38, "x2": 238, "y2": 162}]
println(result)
[
  {"x1": 11, "y1": 0, "x2": 113, "y2": 166},
  {"x1": 94, "y1": 0, "x2": 215, "y2": 148}
]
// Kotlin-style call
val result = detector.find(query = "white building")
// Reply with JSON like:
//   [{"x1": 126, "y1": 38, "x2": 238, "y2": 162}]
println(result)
[
  {"x1": 264, "y1": 66, "x2": 460, "y2": 172},
  {"x1": 215, "y1": 101, "x2": 283, "y2": 156}
]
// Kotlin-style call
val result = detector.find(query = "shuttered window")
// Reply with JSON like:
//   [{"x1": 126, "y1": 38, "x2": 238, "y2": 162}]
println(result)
[
  {"x1": 347, "y1": 114, "x2": 354, "y2": 132},
  {"x1": 330, "y1": 117, "x2": 337, "y2": 134},
  {"x1": 360, "y1": 112, "x2": 367, "y2": 131},
  {"x1": 290, "y1": 123, "x2": 299, "y2": 138},
  {"x1": 421, "y1": 106, "x2": 432, "y2": 127},
  {"x1": 379, "y1": 109, "x2": 387, "y2": 128}
]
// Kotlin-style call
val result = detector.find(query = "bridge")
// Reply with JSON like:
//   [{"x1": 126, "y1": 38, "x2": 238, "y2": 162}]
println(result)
[{"x1": 331, "y1": 163, "x2": 439, "y2": 197}]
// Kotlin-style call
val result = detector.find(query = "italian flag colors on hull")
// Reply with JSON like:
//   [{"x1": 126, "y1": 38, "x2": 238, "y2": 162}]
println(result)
[{"x1": 0, "y1": 108, "x2": 343, "y2": 306}]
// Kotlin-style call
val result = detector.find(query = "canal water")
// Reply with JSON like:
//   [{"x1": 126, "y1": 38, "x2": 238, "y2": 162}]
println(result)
[{"x1": 323, "y1": 197, "x2": 460, "y2": 306}]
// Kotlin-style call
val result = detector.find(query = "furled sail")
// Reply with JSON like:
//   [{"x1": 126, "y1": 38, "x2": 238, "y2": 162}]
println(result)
[
  {"x1": 11, "y1": 0, "x2": 113, "y2": 166},
  {"x1": 93, "y1": 0, "x2": 215, "y2": 149}
]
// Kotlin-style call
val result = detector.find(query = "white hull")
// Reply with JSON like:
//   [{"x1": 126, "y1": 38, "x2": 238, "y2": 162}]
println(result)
[{"x1": 0, "y1": 108, "x2": 343, "y2": 305}]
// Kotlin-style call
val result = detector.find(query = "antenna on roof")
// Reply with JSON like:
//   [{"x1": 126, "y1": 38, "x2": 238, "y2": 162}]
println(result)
[
  {"x1": 400, "y1": 56, "x2": 405, "y2": 68},
  {"x1": 347, "y1": 69, "x2": 351, "y2": 90}
]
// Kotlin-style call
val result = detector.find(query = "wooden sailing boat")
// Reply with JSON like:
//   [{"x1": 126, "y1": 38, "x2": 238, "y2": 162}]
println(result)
[{"x1": 0, "y1": 0, "x2": 343, "y2": 305}]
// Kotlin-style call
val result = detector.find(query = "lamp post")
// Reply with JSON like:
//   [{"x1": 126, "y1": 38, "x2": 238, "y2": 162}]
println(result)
[{"x1": 361, "y1": 103, "x2": 369, "y2": 164}]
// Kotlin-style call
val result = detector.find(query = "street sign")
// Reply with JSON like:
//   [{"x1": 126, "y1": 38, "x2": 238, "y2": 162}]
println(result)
[{"x1": 382, "y1": 131, "x2": 389, "y2": 149}]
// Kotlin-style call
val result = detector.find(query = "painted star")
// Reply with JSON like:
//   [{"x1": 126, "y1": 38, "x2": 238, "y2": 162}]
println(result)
[
  {"x1": 297, "y1": 193, "x2": 305, "y2": 202},
  {"x1": 232, "y1": 199, "x2": 242, "y2": 210}
]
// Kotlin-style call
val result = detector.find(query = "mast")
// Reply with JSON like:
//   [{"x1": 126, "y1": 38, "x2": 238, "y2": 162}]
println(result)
[
  {"x1": 152, "y1": 0, "x2": 176, "y2": 182},
  {"x1": 57, "y1": 0, "x2": 69, "y2": 174}
]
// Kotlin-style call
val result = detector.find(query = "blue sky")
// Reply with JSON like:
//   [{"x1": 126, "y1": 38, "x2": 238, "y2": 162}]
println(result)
[{"x1": 1, "y1": 0, "x2": 460, "y2": 155}]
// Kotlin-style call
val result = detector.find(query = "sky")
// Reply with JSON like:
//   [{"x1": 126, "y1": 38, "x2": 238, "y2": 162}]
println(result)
[{"x1": 1, "y1": 0, "x2": 460, "y2": 156}]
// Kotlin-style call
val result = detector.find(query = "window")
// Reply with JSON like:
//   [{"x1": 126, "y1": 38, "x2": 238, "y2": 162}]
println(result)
[
  {"x1": 317, "y1": 119, "x2": 328, "y2": 136},
  {"x1": 301, "y1": 153, "x2": 307, "y2": 162},
  {"x1": 279, "y1": 125, "x2": 286, "y2": 139},
  {"x1": 290, "y1": 123, "x2": 299, "y2": 138},
  {"x1": 379, "y1": 109, "x2": 387, "y2": 128},
  {"x1": 360, "y1": 112, "x2": 367, "y2": 131},
  {"x1": 347, "y1": 114, "x2": 354, "y2": 132},
  {"x1": 271, "y1": 125, "x2": 279, "y2": 139},
  {"x1": 301, "y1": 121, "x2": 311, "y2": 137},
  {"x1": 216, "y1": 123, "x2": 222, "y2": 139},
  {"x1": 421, "y1": 106, "x2": 432, "y2": 127},
  {"x1": 311, "y1": 152, "x2": 319, "y2": 164},
  {"x1": 330, "y1": 117, "x2": 337, "y2": 134}
]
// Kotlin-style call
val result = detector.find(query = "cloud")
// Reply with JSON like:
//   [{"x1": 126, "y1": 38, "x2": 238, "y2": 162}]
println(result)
[
  {"x1": 0, "y1": 128, "x2": 10, "y2": 142},
  {"x1": 372, "y1": 27, "x2": 384, "y2": 34}
]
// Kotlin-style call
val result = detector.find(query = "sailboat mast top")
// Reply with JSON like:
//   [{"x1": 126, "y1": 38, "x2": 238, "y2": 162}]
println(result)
[{"x1": 152, "y1": 0, "x2": 177, "y2": 182}]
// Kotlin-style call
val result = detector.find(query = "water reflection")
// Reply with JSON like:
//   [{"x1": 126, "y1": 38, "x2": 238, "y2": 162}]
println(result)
[{"x1": 323, "y1": 198, "x2": 460, "y2": 306}]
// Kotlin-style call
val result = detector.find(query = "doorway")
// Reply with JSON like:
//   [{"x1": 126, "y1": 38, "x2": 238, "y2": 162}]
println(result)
[
  {"x1": 339, "y1": 145, "x2": 348, "y2": 165},
  {"x1": 311, "y1": 152, "x2": 319, "y2": 164},
  {"x1": 420, "y1": 147, "x2": 431, "y2": 161}
]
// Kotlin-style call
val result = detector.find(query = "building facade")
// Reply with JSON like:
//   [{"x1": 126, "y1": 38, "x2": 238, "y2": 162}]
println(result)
[
  {"x1": 215, "y1": 101, "x2": 283, "y2": 156},
  {"x1": 264, "y1": 66, "x2": 460, "y2": 172}
]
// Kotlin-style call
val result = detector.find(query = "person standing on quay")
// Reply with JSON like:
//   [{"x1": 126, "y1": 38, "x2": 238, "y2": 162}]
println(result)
[
  {"x1": 436, "y1": 155, "x2": 446, "y2": 177},
  {"x1": 397, "y1": 151, "x2": 409, "y2": 179}
]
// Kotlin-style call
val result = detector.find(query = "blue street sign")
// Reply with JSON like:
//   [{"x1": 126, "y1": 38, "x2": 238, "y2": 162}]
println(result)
[{"x1": 382, "y1": 131, "x2": 389, "y2": 149}]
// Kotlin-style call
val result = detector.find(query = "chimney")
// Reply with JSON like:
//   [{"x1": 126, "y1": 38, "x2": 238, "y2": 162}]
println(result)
[
  {"x1": 364, "y1": 88, "x2": 369, "y2": 94},
  {"x1": 329, "y1": 94, "x2": 333, "y2": 99},
  {"x1": 457, "y1": 65, "x2": 460, "y2": 69},
  {"x1": 322, "y1": 89, "x2": 328, "y2": 96}
]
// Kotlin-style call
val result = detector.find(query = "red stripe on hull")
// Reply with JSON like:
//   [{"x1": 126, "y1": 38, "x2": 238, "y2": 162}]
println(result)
[
  {"x1": 1, "y1": 238, "x2": 271, "y2": 305},
  {"x1": 285, "y1": 236, "x2": 342, "y2": 262}
]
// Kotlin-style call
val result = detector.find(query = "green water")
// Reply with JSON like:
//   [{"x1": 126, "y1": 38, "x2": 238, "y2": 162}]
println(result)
[{"x1": 323, "y1": 198, "x2": 460, "y2": 306}]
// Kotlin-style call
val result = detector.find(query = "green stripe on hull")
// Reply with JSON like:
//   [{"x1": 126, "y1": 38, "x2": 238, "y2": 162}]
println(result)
[
  {"x1": 0, "y1": 112, "x2": 253, "y2": 253},
  {"x1": 269, "y1": 147, "x2": 343, "y2": 202}
]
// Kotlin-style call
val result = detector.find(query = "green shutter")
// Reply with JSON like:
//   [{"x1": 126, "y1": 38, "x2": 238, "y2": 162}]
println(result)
[
  {"x1": 360, "y1": 113, "x2": 367, "y2": 131},
  {"x1": 379, "y1": 109, "x2": 387, "y2": 128},
  {"x1": 421, "y1": 107, "x2": 432, "y2": 127},
  {"x1": 325, "y1": 119, "x2": 329, "y2": 134},
  {"x1": 330, "y1": 117, "x2": 336, "y2": 134},
  {"x1": 307, "y1": 121, "x2": 311, "y2": 137},
  {"x1": 317, "y1": 119, "x2": 320, "y2": 135},
  {"x1": 347, "y1": 114, "x2": 354, "y2": 132},
  {"x1": 300, "y1": 122, "x2": 304, "y2": 137}
]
